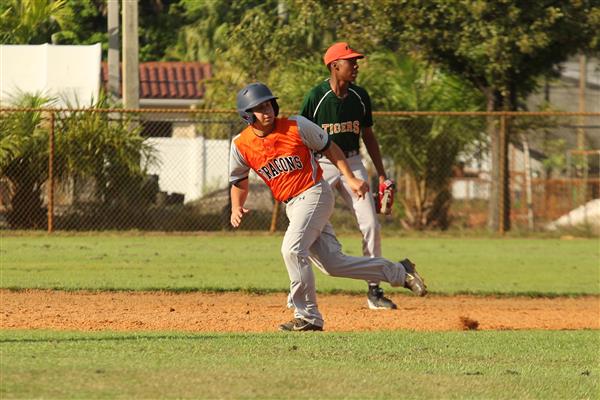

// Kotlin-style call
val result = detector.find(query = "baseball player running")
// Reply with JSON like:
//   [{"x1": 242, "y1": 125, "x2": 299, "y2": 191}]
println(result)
[
  {"x1": 229, "y1": 82, "x2": 427, "y2": 332},
  {"x1": 300, "y1": 42, "x2": 397, "y2": 310}
]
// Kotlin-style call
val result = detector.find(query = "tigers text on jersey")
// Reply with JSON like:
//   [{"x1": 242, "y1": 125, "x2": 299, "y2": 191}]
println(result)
[
  {"x1": 300, "y1": 79, "x2": 373, "y2": 154},
  {"x1": 229, "y1": 116, "x2": 330, "y2": 202}
]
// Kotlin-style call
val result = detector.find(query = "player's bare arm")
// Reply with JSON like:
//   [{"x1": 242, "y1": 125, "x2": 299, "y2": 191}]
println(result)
[
  {"x1": 362, "y1": 126, "x2": 387, "y2": 184},
  {"x1": 323, "y1": 142, "x2": 369, "y2": 199},
  {"x1": 230, "y1": 179, "x2": 249, "y2": 228}
]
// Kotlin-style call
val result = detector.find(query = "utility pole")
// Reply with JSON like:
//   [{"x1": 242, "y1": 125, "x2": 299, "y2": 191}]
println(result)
[
  {"x1": 577, "y1": 54, "x2": 586, "y2": 150},
  {"x1": 107, "y1": 0, "x2": 120, "y2": 99},
  {"x1": 576, "y1": 54, "x2": 587, "y2": 206},
  {"x1": 277, "y1": 0, "x2": 289, "y2": 25},
  {"x1": 122, "y1": 0, "x2": 139, "y2": 109}
]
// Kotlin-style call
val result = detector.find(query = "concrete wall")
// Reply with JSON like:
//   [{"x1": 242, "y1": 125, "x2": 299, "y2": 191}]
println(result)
[
  {"x1": 144, "y1": 137, "x2": 230, "y2": 203},
  {"x1": 0, "y1": 44, "x2": 101, "y2": 106}
]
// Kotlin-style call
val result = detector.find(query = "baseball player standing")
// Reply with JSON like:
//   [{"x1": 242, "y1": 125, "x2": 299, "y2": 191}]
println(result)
[
  {"x1": 300, "y1": 42, "x2": 397, "y2": 310},
  {"x1": 229, "y1": 82, "x2": 426, "y2": 331}
]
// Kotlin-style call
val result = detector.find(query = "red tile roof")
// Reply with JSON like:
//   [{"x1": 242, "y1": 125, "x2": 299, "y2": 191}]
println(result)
[{"x1": 101, "y1": 62, "x2": 212, "y2": 99}]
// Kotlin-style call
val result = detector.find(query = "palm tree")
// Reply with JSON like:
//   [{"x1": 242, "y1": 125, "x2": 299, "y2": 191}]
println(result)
[
  {"x1": 0, "y1": 93, "x2": 157, "y2": 229},
  {"x1": 0, "y1": 93, "x2": 55, "y2": 227},
  {"x1": 0, "y1": 0, "x2": 74, "y2": 44},
  {"x1": 359, "y1": 52, "x2": 485, "y2": 229},
  {"x1": 57, "y1": 95, "x2": 157, "y2": 210}
]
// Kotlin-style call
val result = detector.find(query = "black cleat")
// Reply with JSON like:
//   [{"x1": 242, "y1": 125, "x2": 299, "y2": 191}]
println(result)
[
  {"x1": 400, "y1": 258, "x2": 427, "y2": 296},
  {"x1": 279, "y1": 318, "x2": 323, "y2": 332},
  {"x1": 367, "y1": 286, "x2": 397, "y2": 310}
]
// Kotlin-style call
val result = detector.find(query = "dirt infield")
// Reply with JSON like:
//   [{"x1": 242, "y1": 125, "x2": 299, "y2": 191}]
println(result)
[{"x1": 2, "y1": 290, "x2": 599, "y2": 332}]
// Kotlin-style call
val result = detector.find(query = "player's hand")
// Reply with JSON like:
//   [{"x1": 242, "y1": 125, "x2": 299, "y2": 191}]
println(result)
[
  {"x1": 348, "y1": 177, "x2": 369, "y2": 200},
  {"x1": 230, "y1": 206, "x2": 249, "y2": 228}
]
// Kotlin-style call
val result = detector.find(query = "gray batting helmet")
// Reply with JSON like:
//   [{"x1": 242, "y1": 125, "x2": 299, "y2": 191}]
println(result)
[{"x1": 236, "y1": 82, "x2": 279, "y2": 124}]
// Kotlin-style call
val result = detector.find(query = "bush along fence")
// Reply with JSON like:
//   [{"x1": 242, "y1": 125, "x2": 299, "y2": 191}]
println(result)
[{"x1": 1, "y1": 107, "x2": 598, "y2": 234}]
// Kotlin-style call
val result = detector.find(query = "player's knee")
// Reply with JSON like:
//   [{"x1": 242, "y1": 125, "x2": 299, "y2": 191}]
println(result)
[
  {"x1": 281, "y1": 246, "x2": 308, "y2": 262},
  {"x1": 281, "y1": 247, "x2": 295, "y2": 262}
]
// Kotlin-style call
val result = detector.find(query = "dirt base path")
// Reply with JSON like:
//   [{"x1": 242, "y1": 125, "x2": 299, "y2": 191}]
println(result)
[{"x1": 1, "y1": 290, "x2": 598, "y2": 332}]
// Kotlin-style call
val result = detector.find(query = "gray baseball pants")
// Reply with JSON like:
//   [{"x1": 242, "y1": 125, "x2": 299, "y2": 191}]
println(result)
[{"x1": 282, "y1": 179, "x2": 407, "y2": 327}]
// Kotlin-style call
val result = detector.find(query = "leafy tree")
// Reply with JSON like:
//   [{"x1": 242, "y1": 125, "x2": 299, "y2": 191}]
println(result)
[
  {"x1": 166, "y1": 0, "x2": 259, "y2": 62},
  {"x1": 169, "y1": 0, "x2": 383, "y2": 66},
  {"x1": 1, "y1": 0, "x2": 186, "y2": 61},
  {"x1": 61, "y1": 0, "x2": 187, "y2": 61},
  {"x1": 51, "y1": 0, "x2": 106, "y2": 45},
  {"x1": 0, "y1": 0, "x2": 74, "y2": 44},
  {"x1": 269, "y1": 59, "x2": 326, "y2": 112},
  {"x1": 183, "y1": 1, "x2": 488, "y2": 230},
  {"x1": 138, "y1": 0, "x2": 188, "y2": 61},
  {"x1": 369, "y1": 0, "x2": 600, "y2": 231},
  {"x1": 190, "y1": 0, "x2": 348, "y2": 109},
  {"x1": 196, "y1": 1, "x2": 320, "y2": 108},
  {"x1": 359, "y1": 51, "x2": 484, "y2": 229}
]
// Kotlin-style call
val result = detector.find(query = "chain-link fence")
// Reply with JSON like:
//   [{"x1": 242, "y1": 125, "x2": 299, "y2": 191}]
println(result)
[
  {"x1": 373, "y1": 112, "x2": 600, "y2": 233},
  {"x1": 1, "y1": 108, "x2": 598, "y2": 233}
]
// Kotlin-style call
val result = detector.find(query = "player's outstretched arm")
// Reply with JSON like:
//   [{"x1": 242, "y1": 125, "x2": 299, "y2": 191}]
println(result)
[
  {"x1": 323, "y1": 143, "x2": 369, "y2": 199},
  {"x1": 230, "y1": 179, "x2": 249, "y2": 228}
]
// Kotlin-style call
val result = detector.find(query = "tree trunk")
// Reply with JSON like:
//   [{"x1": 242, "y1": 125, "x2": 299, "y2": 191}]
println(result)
[{"x1": 401, "y1": 173, "x2": 452, "y2": 230}]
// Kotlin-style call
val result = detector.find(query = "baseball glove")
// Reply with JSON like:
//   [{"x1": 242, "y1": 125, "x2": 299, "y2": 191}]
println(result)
[{"x1": 377, "y1": 179, "x2": 395, "y2": 215}]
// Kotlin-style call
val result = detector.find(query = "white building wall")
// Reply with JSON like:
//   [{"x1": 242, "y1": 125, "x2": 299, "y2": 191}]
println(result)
[
  {"x1": 144, "y1": 137, "x2": 230, "y2": 203},
  {"x1": 452, "y1": 143, "x2": 544, "y2": 200},
  {"x1": 0, "y1": 44, "x2": 101, "y2": 106}
]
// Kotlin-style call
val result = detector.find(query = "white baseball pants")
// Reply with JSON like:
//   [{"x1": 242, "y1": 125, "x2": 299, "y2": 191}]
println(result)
[{"x1": 319, "y1": 154, "x2": 381, "y2": 258}]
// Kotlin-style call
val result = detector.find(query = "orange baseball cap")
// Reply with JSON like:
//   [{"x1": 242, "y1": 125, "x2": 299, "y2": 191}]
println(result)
[{"x1": 323, "y1": 42, "x2": 364, "y2": 66}]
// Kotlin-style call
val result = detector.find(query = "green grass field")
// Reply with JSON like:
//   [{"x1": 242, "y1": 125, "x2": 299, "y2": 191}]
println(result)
[
  {"x1": 1, "y1": 234, "x2": 599, "y2": 295},
  {"x1": 1, "y1": 330, "x2": 598, "y2": 399},
  {"x1": 1, "y1": 233, "x2": 599, "y2": 399}
]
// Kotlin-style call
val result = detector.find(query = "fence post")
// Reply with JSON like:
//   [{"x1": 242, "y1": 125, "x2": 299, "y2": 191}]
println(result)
[
  {"x1": 498, "y1": 114, "x2": 506, "y2": 234},
  {"x1": 47, "y1": 111, "x2": 55, "y2": 233}
]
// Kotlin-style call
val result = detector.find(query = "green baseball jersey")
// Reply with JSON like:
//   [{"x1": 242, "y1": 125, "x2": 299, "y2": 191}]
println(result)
[{"x1": 300, "y1": 79, "x2": 373, "y2": 154}]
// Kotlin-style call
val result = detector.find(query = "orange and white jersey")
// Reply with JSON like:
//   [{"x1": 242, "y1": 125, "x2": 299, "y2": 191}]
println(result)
[{"x1": 229, "y1": 116, "x2": 330, "y2": 202}]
